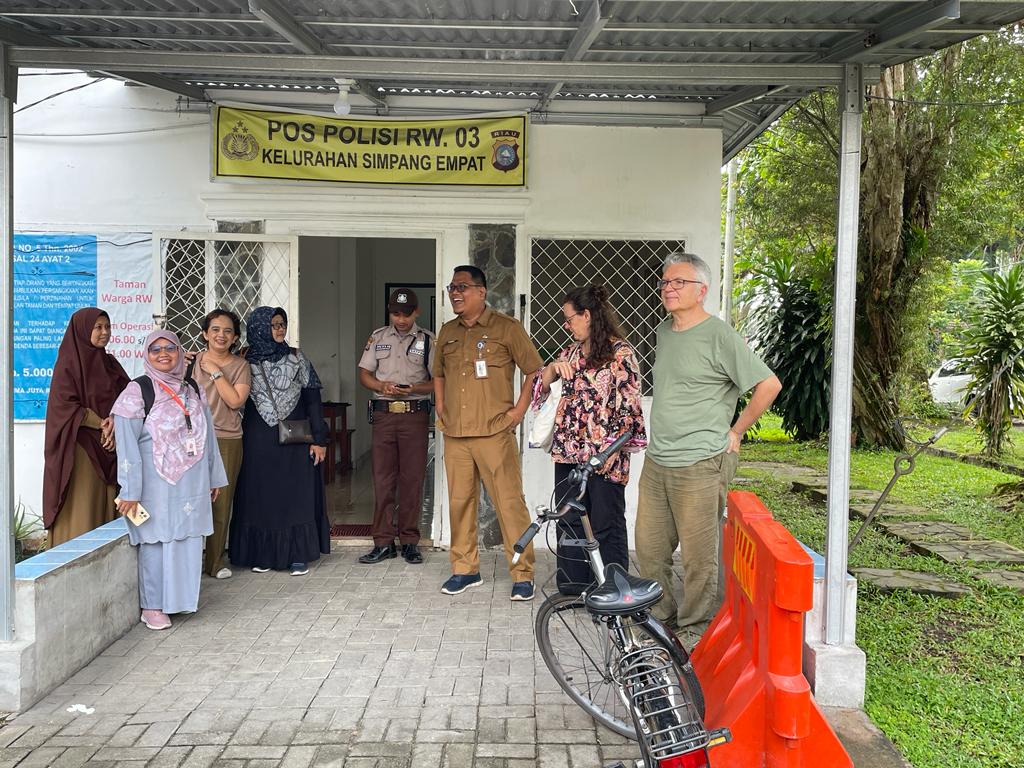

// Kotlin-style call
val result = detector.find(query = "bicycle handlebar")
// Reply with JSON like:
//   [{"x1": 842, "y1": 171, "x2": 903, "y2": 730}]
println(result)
[
  {"x1": 586, "y1": 431, "x2": 634, "y2": 472},
  {"x1": 511, "y1": 431, "x2": 633, "y2": 565}
]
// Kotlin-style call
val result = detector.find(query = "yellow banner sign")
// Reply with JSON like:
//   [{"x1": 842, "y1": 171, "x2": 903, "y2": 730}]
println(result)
[{"x1": 213, "y1": 106, "x2": 526, "y2": 187}]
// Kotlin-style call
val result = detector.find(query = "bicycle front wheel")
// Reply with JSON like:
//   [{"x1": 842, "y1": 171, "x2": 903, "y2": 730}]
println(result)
[{"x1": 536, "y1": 593, "x2": 636, "y2": 738}]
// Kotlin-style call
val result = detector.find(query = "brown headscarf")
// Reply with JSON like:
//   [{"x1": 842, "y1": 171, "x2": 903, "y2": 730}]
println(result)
[{"x1": 42, "y1": 308, "x2": 130, "y2": 529}]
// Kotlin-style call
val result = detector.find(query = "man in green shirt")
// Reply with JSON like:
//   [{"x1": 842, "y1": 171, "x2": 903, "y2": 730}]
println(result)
[{"x1": 636, "y1": 252, "x2": 781, "y2": 640}]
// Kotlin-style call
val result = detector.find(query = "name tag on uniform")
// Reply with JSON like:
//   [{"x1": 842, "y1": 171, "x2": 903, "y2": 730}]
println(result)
[
  {"x1": 475, "y1": 359, "x2": 488, "y2": 378},
  {"x1": 184, "y1": 435, "x2": 198, "y2": 456},
  {"x1": 375, "y1": 344, "x2": 391, "y2": 352}
]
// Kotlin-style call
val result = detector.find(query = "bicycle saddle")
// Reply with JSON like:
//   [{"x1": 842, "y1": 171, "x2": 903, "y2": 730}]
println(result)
[{"x1": 585, "y1": 563, "x2": 663, "y2": 615}]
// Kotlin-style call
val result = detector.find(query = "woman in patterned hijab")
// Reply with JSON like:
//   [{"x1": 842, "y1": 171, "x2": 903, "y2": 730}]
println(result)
[
  {"x1": 111, "y1": 329, "x2": 227, "y2": 630},
  {"x1": 229, "y1": 307, "x2": 331, "y2": 576}
]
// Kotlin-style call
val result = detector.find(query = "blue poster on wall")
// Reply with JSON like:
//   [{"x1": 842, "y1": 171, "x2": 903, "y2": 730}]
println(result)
[{"x1": 13, "y1": 234, "x2": 98, "y2": 420}]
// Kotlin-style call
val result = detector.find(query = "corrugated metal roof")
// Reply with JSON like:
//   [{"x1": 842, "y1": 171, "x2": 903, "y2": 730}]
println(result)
[{"x1": 0, "y1": 1, "x2": 1021, "y2": 159}]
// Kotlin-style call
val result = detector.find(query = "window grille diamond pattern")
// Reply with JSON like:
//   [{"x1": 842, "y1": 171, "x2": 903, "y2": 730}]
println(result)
[
  {"x1": 161, "y1": 237, "x2": 292, "y2": 351},
  {"x1": 530, "y1": 239, "x2": 686, "y2": 394}
]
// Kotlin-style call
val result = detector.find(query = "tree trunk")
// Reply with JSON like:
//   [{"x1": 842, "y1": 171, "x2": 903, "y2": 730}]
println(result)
[{"x1": 851, "y1": 53, "x2": 960, "y2": 449}]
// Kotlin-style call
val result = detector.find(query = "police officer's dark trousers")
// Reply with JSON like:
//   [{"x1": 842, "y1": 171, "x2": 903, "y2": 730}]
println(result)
[
  {"x1": 370, "y1": 409, "x2": 429, "y2": 546},
  {"x1": 553, "y1": 461, "x2": 629, "y2": 596}
]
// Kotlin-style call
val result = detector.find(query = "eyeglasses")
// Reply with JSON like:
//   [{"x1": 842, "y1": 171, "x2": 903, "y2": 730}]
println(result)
[
  {"x1": 446, "y1": 283, "x2": 483, "y2": 294},
  {"x1": 562, "y1": 312, "x2": 583, "y2": 328},
  {"x1": 147, "y1": 343, "x2": 179, "y2": 355},
  {"x1": 270, "y1": 322, "x2": 287, "y2": 330},
  {"x1": 656, "y1": 277, "x2": 705, "y2": 291}
]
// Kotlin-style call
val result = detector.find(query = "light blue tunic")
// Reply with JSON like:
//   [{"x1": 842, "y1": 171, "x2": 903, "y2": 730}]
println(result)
[{"x1": 114, "y1": 408, "x2": 226, "y2": 545}]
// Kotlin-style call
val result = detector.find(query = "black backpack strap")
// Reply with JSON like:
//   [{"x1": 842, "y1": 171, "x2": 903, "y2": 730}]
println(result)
[
  {"x1": 133, "y1": 375, "x2": 155, "y2": 421},
  {"x1": 184, "y1": 357, "x2": 196, "y2": 381},
  {"x1": 133, "y1": 374, "x2": 200, "y2": 421},
  {"x1": 184, "y1": 377, "x2": 201, "y2": 398}
]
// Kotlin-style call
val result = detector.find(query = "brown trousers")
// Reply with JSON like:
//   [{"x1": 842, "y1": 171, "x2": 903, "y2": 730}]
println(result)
[
  {"x1": 371, "y1": 410, "x2": 429, "y2": 545},
  {"x1": 204, "y1": 436, "x2": 243, "y2": 576},
  {"x1": 48, "y1": 444, "x2": 117, "y2": 548},
  {"x1": 443, "y1": 430, "x2": 534, "y2": 582},
  {"x1": 635, "y1": 451, "x2": 739, "y2": 633}
]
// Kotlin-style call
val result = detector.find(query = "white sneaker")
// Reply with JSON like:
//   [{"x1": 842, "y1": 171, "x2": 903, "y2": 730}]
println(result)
[
  {"x1": 215, "y1": 567, "x2": 232, "y2": 579},
  {"x1": 251, "y1": 566, "x2": 270, "y2": 573}
]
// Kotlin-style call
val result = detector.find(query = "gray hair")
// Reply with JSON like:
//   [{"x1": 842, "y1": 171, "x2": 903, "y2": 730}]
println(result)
[{"x1": 663, "y1": 252, "x2": 713, "y2": 286}]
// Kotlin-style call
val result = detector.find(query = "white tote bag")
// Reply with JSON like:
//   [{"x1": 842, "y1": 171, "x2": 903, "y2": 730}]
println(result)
[{"x1": 528, "y1": 379, "x2": 562, "y2": 451}]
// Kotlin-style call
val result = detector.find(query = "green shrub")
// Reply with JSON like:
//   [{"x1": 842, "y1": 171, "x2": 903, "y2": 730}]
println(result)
[{"x1": 961, "y1": 263, "x2": 1024, "y2": 455}]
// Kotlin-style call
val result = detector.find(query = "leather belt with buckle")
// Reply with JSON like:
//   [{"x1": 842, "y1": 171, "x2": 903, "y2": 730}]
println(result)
[{"x1": 372, "y1": 399, "x2": 430, "y2": 414}]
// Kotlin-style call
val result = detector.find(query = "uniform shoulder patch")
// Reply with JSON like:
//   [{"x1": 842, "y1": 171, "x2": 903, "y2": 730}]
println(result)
[{"x1": 364, "y1": 334, "x2": 375, "y2": 351}]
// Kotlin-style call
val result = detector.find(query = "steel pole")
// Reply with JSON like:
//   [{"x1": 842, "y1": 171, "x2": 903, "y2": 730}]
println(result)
[
  {"x1": 0, "y1": 47, "x2": 15, "y2": 642},
  {"x1": 824, "y1": 64, "x2": 863, "y2": 647},
  {"x1": 721, "y1": 157, "x2": 738, "y2": 325}
]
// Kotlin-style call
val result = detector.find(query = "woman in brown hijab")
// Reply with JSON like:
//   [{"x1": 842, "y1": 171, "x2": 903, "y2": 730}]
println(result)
[{"x1": 43, "y1": 307, "x2": 130, "y2": 546}]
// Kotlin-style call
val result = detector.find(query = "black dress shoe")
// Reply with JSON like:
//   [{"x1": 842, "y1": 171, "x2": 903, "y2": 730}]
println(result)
[
  {"x1": 358, "y1": 544, "x2": 397, "y2": 564},
  {"x1": 401, "y1": 544, "x2": 423, "y2": 564}
]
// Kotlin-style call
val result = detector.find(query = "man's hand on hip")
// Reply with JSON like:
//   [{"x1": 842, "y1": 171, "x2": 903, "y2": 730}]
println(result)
[{"x1": 726, "y1": 429, "x2": 742, "y2": 454}]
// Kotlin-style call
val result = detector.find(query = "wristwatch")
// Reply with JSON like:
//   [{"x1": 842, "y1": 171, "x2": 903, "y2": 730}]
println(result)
[{"x1": 209, "y1": 371, "x2": 224, "y2": 381}]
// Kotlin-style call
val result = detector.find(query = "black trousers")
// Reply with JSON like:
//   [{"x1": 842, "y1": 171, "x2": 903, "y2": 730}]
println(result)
[{"x1": 554, "y1": 461, "x2": 629, "y2": 596}]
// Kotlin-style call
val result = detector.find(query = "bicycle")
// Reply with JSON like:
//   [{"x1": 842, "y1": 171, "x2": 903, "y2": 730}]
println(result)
[{"x1": 512, "y1": 431, "x2": 730, "y2": 768}]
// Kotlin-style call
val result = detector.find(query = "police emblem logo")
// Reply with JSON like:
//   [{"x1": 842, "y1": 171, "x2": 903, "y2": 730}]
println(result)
[
  {"x1": 490, "y1": 129, "x2": 521, "y2": 173},
  {"x1": 220, "y1": 121, "x2": 260, "y2": 161}
]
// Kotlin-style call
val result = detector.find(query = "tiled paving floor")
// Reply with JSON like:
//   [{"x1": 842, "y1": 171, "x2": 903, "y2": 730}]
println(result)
[{"x1": 0, "y1": 549, "x2": 641, "y2": 768}]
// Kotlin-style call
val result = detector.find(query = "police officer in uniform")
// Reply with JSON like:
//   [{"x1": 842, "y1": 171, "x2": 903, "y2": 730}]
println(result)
[{"x1": 357, "y1": 288, "x2": 435, "y2": 564}]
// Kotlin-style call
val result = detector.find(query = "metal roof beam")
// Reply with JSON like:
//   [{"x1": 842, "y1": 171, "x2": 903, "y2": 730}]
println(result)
[
  {"x1": 820, "y1": 0, "x2": 960, "y2": 62},
  {"x1": 705, "y1": 85, "x2": 774, "y2": 115},
  {"x1": 539, "y1": 0, "x2": 609, "y2": 111},
  {"x1": 0, "y1": 9, "x2": 998, "y2": 36},
  {"x1": 0, "y1": 20, "x2": 206, "y2": 101},
  {"x1": 101, "y1": 71, "x2": 206, "y2": 100},
  {"x1": 7, "y1": 48, "x2": 879, "y2": 87},
  {"x1": 247, "y1": 0, "x2": 323, "y2": 55},
  {"x1": 724, "y1": 103, "x2": 792, "y2": 163}
]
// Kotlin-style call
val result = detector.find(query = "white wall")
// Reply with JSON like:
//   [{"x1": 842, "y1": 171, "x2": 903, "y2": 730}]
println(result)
[{"x1": 11, "y1": 72, "x2": 723, "y2": 541}]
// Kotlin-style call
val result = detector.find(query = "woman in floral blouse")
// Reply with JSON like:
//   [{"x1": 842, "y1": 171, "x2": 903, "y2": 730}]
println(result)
[{"x1": 537, "y1": 284, "x2": 647, "y2": 595}]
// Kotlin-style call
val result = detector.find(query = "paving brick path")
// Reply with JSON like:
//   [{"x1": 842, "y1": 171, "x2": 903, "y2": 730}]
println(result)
[{"x1": 0, "y1": 550, "x2": 639, "y2": 768}]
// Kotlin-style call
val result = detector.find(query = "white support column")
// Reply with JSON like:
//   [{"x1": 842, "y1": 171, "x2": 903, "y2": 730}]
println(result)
[
  {"x1": 721, "y1": 157, "x2": 738, "y2": 325},
  {"x1": 0, "y1": 46, "x2": 16, "y2": 642},
  {"x1": 805, "y1": 63, "x2": 867, "y2": 708}
]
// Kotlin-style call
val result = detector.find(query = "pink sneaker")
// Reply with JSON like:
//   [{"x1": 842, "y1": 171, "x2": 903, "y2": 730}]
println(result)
[{"x1": 140, "y1": 610, "x2": 171, "y2": 630}]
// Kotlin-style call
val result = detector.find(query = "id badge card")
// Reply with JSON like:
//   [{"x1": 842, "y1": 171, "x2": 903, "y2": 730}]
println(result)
[
  {"x1": 474, "y1": 359, "x2": 489, "y2": 379},
  {"x1": 184, "y1": 434, "x2": 198, "y2": 456}
]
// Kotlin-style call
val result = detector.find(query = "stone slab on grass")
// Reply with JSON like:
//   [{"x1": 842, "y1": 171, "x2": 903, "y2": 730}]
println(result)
[
  {"x1": 849, "y1": 503, "x2": 933, "y2": 520},
  {"x1": 878, "y1": 521, "x2": 974, "y2": 543},
  {"x1": 910, "y1": 539, "x2": 1024, "y2": 565},
  {"x1": 973, "y1": 569, "x2": 1024, "y2": 593},
  {"x1": 791, "y1": 480, "x2": 884, "y2": 506},
  {"x1": 852, "y1": 568, "x2": 970, "y2": 597}
]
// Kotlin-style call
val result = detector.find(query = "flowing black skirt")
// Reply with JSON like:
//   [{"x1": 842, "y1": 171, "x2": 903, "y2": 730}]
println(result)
[{"x1": 229, "y1": 395, "x2": 330, "y2": 570}]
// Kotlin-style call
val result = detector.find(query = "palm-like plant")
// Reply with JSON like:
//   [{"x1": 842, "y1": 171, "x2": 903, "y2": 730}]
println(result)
[
  {"x1": 961, "y1": 263, "x2": 1024, "y2": 456},
  {"x1": 744, "y1": 253, "x2": 832, "y2": 440}
]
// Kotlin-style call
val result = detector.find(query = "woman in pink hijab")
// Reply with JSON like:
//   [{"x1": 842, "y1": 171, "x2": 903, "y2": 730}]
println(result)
[{"x1": 111, "y1": 330, "x2": 227, "y2": 630}]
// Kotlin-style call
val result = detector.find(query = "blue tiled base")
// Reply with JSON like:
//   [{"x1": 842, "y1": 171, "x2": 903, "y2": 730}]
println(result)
[{"x1": 15, "y1": 518, "x2": 128, "y2": 581}]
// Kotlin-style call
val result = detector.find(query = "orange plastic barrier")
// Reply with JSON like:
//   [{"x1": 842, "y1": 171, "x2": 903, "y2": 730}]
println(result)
[{"x1": 690, "y1": 491, "x2": 852, "y2": 768}]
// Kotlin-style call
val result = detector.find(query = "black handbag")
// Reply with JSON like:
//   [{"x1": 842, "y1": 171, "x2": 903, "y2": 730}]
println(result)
[{"x1": 257, "y1": 363, "x2": 315, "y2": 445}]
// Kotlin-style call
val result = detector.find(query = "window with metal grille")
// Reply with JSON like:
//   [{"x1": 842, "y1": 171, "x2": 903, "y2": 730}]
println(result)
[
  {"x1": 530, "y1": 238, "x2": 686, "y2": 394},
  {"x1": 160, "y1": 236, "x2": 292, "y2": 350}
]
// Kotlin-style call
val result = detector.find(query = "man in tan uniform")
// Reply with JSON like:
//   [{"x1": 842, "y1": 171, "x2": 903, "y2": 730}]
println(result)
[
  {"x1": 434, "y1": 265, "x2": 543, "y2": 600},
  {"x1": 358, "y1": 288, "x2": 435, "y2": 565}
]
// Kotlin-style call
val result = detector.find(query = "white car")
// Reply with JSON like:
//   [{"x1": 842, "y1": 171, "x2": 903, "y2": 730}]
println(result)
[{"x1": 928, "y1": 359, "x2": 973, "y2": 404}]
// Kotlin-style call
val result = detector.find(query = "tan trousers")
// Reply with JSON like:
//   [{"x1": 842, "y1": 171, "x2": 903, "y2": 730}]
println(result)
[
  {"x1": 635, "y1": 451, "x2": 739, "y2": 632},
  {"x1": 204, "y1": 437, "x2": 243, "y2": 576},
  {"x1": 443, "y1": 431, "x2": 534, "y2": 582}
]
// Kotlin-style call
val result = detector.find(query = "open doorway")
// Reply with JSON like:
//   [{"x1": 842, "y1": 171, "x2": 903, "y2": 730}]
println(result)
[{"x1": 297, "y1": 236, "x2": 438, "y2": 541}]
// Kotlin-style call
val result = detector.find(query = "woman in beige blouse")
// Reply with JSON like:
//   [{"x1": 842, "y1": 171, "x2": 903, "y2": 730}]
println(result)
[{"x1": 193, "y1": 309, "x2": 251, "y2": 579}]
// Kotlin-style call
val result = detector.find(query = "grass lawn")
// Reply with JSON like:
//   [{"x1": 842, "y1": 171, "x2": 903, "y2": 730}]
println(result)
[{"x1": 737, "y1": 417, "x2": 1024, "y2": 768}]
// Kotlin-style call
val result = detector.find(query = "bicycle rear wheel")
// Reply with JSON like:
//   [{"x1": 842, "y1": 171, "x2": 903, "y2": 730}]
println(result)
[{"x1": 536, "y1": 593, "x2": 636, "y2": 738}]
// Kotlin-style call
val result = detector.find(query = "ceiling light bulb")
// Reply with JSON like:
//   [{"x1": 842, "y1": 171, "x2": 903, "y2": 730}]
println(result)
[{"x1": 333, "y1": 96, "x2": 351, "y2": 115}]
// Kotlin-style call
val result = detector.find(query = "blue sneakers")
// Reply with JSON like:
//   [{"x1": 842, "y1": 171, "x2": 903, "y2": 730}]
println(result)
[
  {"x1": 510, "y1": 581, "x2": 535, "y2": 601},
  {"x1": 440, "y1": 573, "x2": 482, "y2": 595}
]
